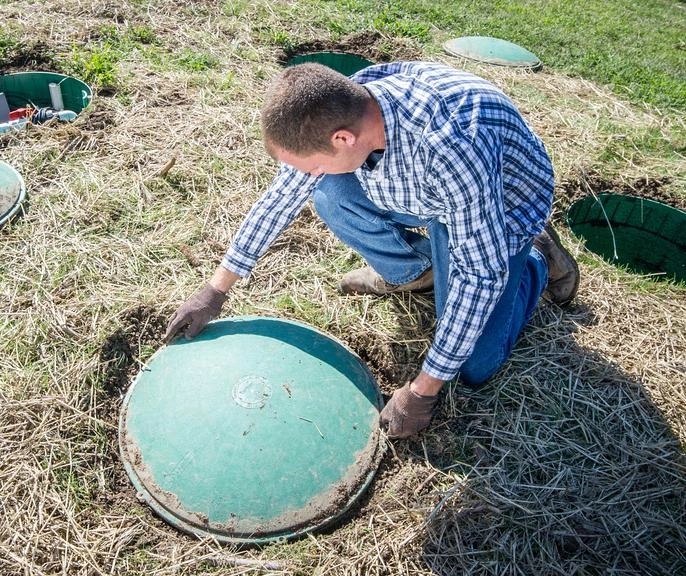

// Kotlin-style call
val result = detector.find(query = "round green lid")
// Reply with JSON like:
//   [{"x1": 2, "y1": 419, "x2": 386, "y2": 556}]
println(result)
[
  {"x1": 444, "y1": 36, "x2": 542, "y2": 70},
  {"x1": 0, "y1": 161, "x2": 26, "y2": 227},
  {"x1": 567, "y1": 194, "x2": 686, "y2": 282},
  {"x1": 119, "y1": 316, "x2": 384, "y2": 544},
  {"x1": 286, "y1": 52, "x2": 374, "y2": 76}
]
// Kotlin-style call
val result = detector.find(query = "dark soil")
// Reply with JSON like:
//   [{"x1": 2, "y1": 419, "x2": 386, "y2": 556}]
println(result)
[
  {"x1": 0, "y1": 41, "x2": 56, "y2": 73},
  {"x1": 98, "y1": 304, "x2": 167, "y2": 398},
  {"x1": 97, "y1": 305, "x2": 169, "y2": 514},
  {"x1": 276, "y1": 30, "x2": 422, "y2": 66},
  {"x1": 554, "y1": 172, "x2": 685, "y2": 216},
  {"x1": 90, "y1": 308, "x2": 184, "y2": 559},
  {"x1": 346, "y1": 331, "x2": 424, "y2": 395},
  {"x1": 78, "y1": 101, "x2": 120, "y2": 131}
]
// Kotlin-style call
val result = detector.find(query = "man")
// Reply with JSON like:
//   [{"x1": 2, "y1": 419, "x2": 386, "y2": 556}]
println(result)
[{"x1": 164, "y1": 61, "x2": 579, "y2": 438}]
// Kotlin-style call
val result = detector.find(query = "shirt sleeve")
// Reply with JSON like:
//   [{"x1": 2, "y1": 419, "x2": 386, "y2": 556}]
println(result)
[
  {"x1": 222, "y1": 165, "x2": 319, "y2": 277},
  {"x1": 421, "y1": 129, "x2": 510, "y2": 381}
]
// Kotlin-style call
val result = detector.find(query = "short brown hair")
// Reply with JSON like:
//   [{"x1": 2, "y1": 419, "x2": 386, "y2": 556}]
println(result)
[{"x1": 261, "y1": 63, "x2": 370, "y2": 156}]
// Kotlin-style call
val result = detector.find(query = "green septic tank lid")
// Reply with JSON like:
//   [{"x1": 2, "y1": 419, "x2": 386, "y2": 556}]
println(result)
[
  {"x1": 567, "y1": 194, "x2": 686, "y2": 282},
  {"x1": 0, "y1": 161, "x2": 26, "y2": 227},
  {"x1": 286, "y1": 52, "x2": 374, "y2": 76},
  {"x1": 0, "y1": 71, "x2": 92, "y2": 113},
  {"x1": 443, "y1": 36, "x2": 542, "y2": 70},
  {"x1": 119, "y1": 316, "x2": 384, "y2": 544}
]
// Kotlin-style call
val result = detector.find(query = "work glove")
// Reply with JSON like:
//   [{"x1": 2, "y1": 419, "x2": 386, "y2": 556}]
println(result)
[
  {"x1": 379, "y1": 382, "x2": 438, "y2": 439},
  {"x1": 164, "y1": 283, "x2": 227, "y2": 342}
]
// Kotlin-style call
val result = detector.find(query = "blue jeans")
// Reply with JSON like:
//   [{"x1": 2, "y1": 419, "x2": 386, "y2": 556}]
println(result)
[{"x1": 313, "y1": 173, "x2": 548, "y2": 386}]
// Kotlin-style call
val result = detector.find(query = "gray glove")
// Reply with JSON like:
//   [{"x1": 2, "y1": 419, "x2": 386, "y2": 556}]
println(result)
[
  {"x1": 164, "y1": 283, "x2": 227, "y2": 341},
  {"x1": 379, "y1": 382, "x2": 438, "y2": 438}
]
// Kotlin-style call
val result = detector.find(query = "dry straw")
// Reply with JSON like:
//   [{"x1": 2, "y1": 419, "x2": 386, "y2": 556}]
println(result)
[{"x1": 1, "y1": 0, "x2": 685, "y2": 574}]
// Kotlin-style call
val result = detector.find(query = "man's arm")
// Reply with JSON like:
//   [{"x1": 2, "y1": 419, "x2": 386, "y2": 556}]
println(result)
[
  {"x1": 379, "y1": 221, "x2": 506, "y2": 439},
  {"x1": 164, "y1": 165, "x2": 319, "y2": 342},
  {"x1": 410, "y1": 370, "x2": 444, "y2": 396},
  {"x1": 208, "y1": 265, "x2": 240, "y2": 293}
]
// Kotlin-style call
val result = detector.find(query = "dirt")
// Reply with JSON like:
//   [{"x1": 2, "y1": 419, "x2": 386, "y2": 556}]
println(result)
[
  {"x1": 98, "y1": 304, "x2": 167, "y2": 397},
  {"x1": 346, "y1": 332, "x2": 417, "y2": 394},
  {"x1": 344, "y1": 296, "x2": 434, "y2": 396},
  {"x1": 96, "y1": 306, "x2": 170, "y2": 526},
  {"x1": 92, "y1": 1, "x2": 131, "y2": 23},
  {"x1": 554, "y1": 172, "x2": 685, "y2": 216},
  {"x1": 78, "y1": 100, "x2": 120, "y2": 131},
  {"x1": 276, "y1": 30, "x2": 422, "y2": 66},
  {"x1": 0, "y1": 41, "x2": 56, "y2": 73},
  {"x1": 178, "y1": 244, "x2": 201, "y2": 267}
]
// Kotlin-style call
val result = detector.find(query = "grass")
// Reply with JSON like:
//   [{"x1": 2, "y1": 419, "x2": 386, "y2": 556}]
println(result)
[
  {"x1": 0, "y1": 0, "x2": 685, "y2": 574},
  {"x1": 309, "y1": 0, "x2": 686, "y2": 111},
  {"x1": 176, "y1": 50, "x2": 221, "y2": 72},
  {"x1": 598, "y1": 122, "x2": 686, "y2": 170},
  {"x1": 0, "y1": 29, "x2": 19, "y2": 60},
  {"x1": 69, "y1": 45, "x2": 120, "y2": 88}
]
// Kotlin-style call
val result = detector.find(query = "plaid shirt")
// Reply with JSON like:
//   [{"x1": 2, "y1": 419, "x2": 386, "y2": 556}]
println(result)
[{"x1": 223, "y1": 62, "x2": 553, "y2": 381}]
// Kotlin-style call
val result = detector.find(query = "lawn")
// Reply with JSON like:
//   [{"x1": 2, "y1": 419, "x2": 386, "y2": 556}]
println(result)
[{"x1": 1, "y1": 0, "x2": 685, "y2": 575}]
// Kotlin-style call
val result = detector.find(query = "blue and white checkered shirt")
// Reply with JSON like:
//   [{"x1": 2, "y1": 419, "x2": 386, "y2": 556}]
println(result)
[{"x1": 223, "y1": 62, "x2": 553, "y2": 381}]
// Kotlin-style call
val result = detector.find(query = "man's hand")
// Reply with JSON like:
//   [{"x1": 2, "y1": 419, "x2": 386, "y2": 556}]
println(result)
[
  {"x1": 380, "y1": 376, "x2": 442, "y2": 439},
  {"x1": 164, "y1": 283, "x2": 227, "y2": 342}
]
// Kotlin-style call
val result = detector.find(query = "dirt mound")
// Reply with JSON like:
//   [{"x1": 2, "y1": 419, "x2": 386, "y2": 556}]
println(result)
[
  {"x1": 556, "y1": 172, "x2": 684, "y2": 215},
  {"x1": 99, "y1": 305, "x2": 167, "y2": 397},
  {"x1": 0, "y1": 40, "x2": 56, "y2": 73},
  {"x1": 277, "y1": 30, "x2": 421, "y2": 65}
]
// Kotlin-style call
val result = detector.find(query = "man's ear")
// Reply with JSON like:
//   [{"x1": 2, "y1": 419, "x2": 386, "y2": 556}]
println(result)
[{"x1": 330, "y1": 129, "x2": 357, "y2": 150}]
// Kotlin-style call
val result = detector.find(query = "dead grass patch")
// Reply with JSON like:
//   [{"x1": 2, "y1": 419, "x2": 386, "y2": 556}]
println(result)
[{"x1": 1, "y1": 0, "x2": 685, "y2": 574}]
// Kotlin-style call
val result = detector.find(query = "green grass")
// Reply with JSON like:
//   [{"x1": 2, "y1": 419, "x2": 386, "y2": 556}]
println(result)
[
  {"x1": 599, "y1": 123, "x2": 686, "y2": 166},
  {"x1": 176, "y1": 49, "x2": 221, "y2": 72},
  {"x1": 371, "y1": 5, "x2": 432, "y2": 40},
  {"x1": 66, "y1": 26, "x2": 126, "y2": 88},
  {"x1": 65, "y1": 40, "x2": 122, "y2": 89},
  {"x1": 62, "y1": 24, "x2": 164, "y2": 88},
  {"x1": 0, "y1": 29, "x2": 19, "y2": 59},
  {"x1": 127, "y1": 25, "x2": 159, "y2": 46},
  {"x1": 306, "y1": 0, "x2": 686, "y2": 111}
]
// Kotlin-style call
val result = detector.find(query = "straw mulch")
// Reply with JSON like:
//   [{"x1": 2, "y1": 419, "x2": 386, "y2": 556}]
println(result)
[{"x1": 1, "y1": 1, "x2": 685, "y2": 574}]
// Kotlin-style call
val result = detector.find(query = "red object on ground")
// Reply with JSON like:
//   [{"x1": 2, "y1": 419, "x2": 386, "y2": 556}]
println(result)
[{"x1": 8, "y1": 107, "x2": 33, "y2": 121}]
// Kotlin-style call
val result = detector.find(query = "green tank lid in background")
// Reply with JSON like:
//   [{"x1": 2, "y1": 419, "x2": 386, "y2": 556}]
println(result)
[
  {"x1": 0, "y1": 161, "x2": 26, "y2": 228},
  {"x1": 119, "y1": 316, "x2": 384, "y2": 544},
  {"x1": 444, "y1": 36, "x2": 542, "y2": 70},
  {"x1": 0, "y1": 71, "x2": 92, "y2": 113},
  {"x1": 286, "y1": 52, "x2": 374, "y2": 76},
  {"x1": 567, "y1": 194, "x2": 686, "y2": 283}
]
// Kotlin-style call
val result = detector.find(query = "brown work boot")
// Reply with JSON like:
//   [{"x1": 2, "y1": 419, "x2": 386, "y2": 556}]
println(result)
[
  {"x1": 340, "y1": 266, "x2": 433, "y2": 296},
  {"x1": 534, "y1": 224, "x2": 580, "y2": 306}
]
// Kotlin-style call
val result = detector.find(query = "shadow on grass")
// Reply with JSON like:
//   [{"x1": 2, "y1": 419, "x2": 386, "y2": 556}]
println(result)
[{"x1": 399, "y1": 303, "x2": 686, "y2": 575}]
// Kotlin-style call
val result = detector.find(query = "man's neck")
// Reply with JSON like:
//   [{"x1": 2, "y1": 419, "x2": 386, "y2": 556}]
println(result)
[{"x1": 361, "y1": 96, "x2": 386, "y2": 153}]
